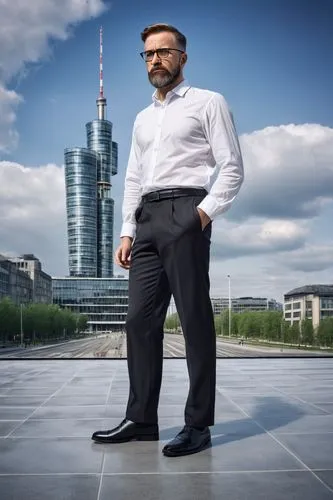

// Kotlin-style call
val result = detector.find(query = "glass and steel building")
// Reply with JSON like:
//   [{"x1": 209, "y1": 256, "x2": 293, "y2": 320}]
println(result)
[
  {"x1": 64, "y1": 34, "x2": 118, "y2": 278},
  {"x1": 64, "y1": 148, "x2": 99, "y2": 277},
  {"x1": 210, "y1": 296, "x2": 283, "y2": 315},
  {"x1": 52, "y1": 277, "x2": 128, "y2": 332},
  {"x1": 56, "y1": 28, "x2": 128, "y2": 333}
]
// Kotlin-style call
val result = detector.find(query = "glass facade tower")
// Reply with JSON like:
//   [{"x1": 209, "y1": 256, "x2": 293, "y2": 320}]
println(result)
[
  {"x1": 64, "y1": 148, "x2": 99, "y2": 277},
  {"x1": 54, "y1": 28, "x2": 128, "y2": 333},
  {"x1": 64, "y1": 81, "x2": 118, "y2": 278}
]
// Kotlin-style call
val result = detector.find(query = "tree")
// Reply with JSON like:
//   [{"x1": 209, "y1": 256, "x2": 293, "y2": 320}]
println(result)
[
  {"x1": 238, "y1": 312, "x2": 258, "y2": 339},
  {"x1": 0, "y1": 298, "x2": 20, "y2": 343},
  {"x1": 301, "y1": 319, "x2": 314, "y2": 345},
  {"x1": 164, "y1": 313, "x2": 180, "y2": 332},
  {"x1": 261, "y1": 311, "x2": 283, "y2": 341},
  {"x1": 288, "y1": 322, "x2": 300, "y2": 344},
  {"x1": 317, "y1": 318, "x2": 333, "y2": 347},
  {"x1": 77, "y1": 315, "x2": 88, "y2": 334}
]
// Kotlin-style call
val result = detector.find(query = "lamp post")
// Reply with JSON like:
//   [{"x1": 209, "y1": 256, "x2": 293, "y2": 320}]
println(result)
[
  {"x1": 227, "y1": 274, "x2": 231, "y2": 338},
  {"x1": 20, "y1": 304, "x2": 23, "y2": 347}
]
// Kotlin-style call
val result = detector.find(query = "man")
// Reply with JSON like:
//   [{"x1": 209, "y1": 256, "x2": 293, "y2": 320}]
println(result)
[{"x1": 92, "y1": 23, "x2": 244, "y2": 457}]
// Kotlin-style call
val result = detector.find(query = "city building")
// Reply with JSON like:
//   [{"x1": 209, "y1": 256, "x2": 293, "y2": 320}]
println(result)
[
  {"x1": 64, "y1": 27, "x2": 118, "y2": 278},
  {"x1": 9, "y1": 254, "x2": 52, "y2": 304},
  {"x1": 284, "y1": 284, "x2": 333, "y2": 329},
  {"x1": 53, "y1": 28, "x2": 129, "y2": 332},
  {"x1": 211, "y1": 296, "x2": 282, "y2": 315},
  {"x1": 0, "y1": 255, "x2": 33, "y2": 305},
  {"x1": 167, "y1": 296, "x2": 282, "y2": 318},
  {"x1": 52, "y1": 277, "x2": 128, "y2": 332}
]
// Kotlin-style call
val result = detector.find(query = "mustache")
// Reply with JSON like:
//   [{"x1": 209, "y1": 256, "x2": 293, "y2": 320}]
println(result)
[{"x1": 150, "y1": 67, "x2": 168, "y2": 73}]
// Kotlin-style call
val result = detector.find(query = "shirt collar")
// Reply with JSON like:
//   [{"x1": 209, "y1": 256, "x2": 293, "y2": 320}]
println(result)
[{"x1": 152, "y1": 79, "x2": 191, "y2": 103}]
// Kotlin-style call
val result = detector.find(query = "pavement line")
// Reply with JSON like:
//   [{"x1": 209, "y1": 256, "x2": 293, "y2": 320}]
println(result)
[
  {"x1": 264, "y1": 383, "x2": 332, "y2": 416},
  {"x1": 4, "y1": 369, "x2": 82, "y2": 438},
  {"x1": 217, "y1": 387, "x2": 333, "y2": 495},
  {"x1": 0, "y1": 469, "x2": 326, "y2": 476},
  {"x1": 96, "y1": 364, "x2": 119, "y2": 500}
]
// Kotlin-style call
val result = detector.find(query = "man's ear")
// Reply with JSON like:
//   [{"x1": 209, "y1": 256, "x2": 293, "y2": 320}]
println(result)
[{"x1": 181, "y1": 52, "x2": 188, "y2": 65}]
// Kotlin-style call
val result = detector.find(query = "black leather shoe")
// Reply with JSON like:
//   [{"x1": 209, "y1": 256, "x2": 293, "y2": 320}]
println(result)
[
  {"x1": 162, "y1": 425, "x2": 211, "y2": 457},
  {"x1": 91, "y1": 418, "x2": 159, "y2": 443}
]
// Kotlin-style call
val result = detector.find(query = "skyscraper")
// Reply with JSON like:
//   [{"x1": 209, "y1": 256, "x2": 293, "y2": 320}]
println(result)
[
  {"x1": 64, "y1": 27, "x2": 117, "y2": 278},
  {"x1": 53, "y1": 28, "x2": 128, "y2": 333}
]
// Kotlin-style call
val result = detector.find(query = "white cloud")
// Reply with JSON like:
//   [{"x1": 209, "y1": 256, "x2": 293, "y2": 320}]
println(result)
[
  {"x1": 0, "y1": 161, "x2": 67, "y2": 275},
  {"x1": 276, "y1": 245, "x2": 333, "y2": 273},
  {"x1": 0, "y1": 85, "x2": 23, "y2": 153},
  {"x1": 0, "y1": 0, "x2": 107, "y2": 152},
  {"x1": 211, "y1": 218, "x2": 308, "y2": 259},
  {"x1": 230, "y1": 123, "x2": 333, "y2": 221}
]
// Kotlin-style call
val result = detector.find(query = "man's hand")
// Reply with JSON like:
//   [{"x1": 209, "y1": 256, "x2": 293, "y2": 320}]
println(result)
[
  {"x1": 115, "y1": 237, "x2": 133, "y2": 269},
  {"x1": 197, "y1": 208, "x2": 211, "y2": 230}
]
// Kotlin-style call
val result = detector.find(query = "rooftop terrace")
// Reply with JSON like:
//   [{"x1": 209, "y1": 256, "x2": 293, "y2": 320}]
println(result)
[{"x1": 1, "y1": 358, "x2": 333, "y2": 499}]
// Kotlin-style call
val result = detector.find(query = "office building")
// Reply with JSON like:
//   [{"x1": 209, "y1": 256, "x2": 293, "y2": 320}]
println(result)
[
  {"x1": 52, "y1": 277, "x2": 128, "y2": 332},
  {"x1": 64, "y1": 27, "x2": 118, "y2": 278},
  {"x1": 0, "y1": 255, "x2": 33, "y2": 305},
  {"x1": 167, "y1": 296, "x2": 282, "y2": 318},
  {"x1": 54, "y1": 28, "x2": 128, "y2": 332},
  {"x1": 211, "y1": 296, "x2": 283, "y2": 315},
  {"x1": 284, "y1": 284, "x2": 333, "y2": 329},
  {"x1": 9, "y1": 254, "x2": 52, "y2": 304}
]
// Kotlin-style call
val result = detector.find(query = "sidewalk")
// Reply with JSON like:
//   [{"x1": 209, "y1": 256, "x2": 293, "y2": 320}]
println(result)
[{"x1": 1, "y1": 358, "x2": 333, "y2": 499}]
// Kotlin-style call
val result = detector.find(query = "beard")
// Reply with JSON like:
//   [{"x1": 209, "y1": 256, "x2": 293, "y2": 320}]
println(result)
[{"x1": 148, "y1": 64, "x2": 181, "y2": 89}]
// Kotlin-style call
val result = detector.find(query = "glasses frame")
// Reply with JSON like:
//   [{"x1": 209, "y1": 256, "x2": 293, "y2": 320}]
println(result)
[{"x1": 140, "y1": 47, "x2": 184, "y2": 62}]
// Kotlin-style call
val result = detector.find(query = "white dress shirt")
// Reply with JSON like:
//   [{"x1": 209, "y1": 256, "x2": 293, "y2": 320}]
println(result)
[{"x1": 120, "y1": 79, "x2": 244, "y2": 239}]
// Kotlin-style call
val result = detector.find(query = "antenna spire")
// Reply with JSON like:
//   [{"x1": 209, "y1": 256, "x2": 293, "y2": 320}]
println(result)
[
  {"x1": 99, "y1": 26, "x2": 104, "y2": 98},
  {"x1": 97, "y1": 26, "x2": 107, "y2": 120}
]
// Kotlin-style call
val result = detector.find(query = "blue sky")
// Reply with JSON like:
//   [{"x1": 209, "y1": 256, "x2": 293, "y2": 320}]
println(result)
[
  {"x1": 0, "y1": 0, "x2": 332, "y2": 300},
  {"x1": 9, "y1": 0, "x2": 333, "y2": 166}
]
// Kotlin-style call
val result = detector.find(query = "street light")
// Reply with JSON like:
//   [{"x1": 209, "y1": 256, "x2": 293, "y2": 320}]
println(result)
[
  {"x1": 227, "y1": 274, "x2": 231, "y2": 338},
  {"x1": 20, "y1": 304, "x2": 24, "y2": 347}
]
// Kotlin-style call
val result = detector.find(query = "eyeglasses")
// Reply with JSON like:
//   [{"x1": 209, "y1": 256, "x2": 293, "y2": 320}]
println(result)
[{"x1": 140, "y1": 48, "x2": 184, "y2": 62}]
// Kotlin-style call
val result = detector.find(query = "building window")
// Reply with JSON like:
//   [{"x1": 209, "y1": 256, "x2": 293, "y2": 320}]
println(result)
[
  {"x1": 293, "y1": 302, "x2": 301, "y2": 310},
  {"x1": 321, "y1": 298, "x2": 333, "y2": 309}
]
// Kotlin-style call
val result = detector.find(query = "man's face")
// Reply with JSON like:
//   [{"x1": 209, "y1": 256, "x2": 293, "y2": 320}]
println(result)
[{"x1": 144, "y1": 31, "x2": 185, "y2": 89}]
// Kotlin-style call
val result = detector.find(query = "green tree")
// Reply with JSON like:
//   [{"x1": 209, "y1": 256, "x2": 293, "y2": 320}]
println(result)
[
  {"x1": 220, "y1": 309, "x2": 238, "y2": 337},
  {"x1": 301, "y1": 318, "x2": 314, "y2": 345},
  {"x1": 77, "y1": 314, "x2": 88, "y2": 334},
  {"x1": 288, "y1": 322, "x2": 300, "y2": 344},
  {"x1": 261, "y1": 311, "x2": 283, "y2": 341},
  {"x1": 0, "y1": 298, "x2": 20, "y2": 343},
  {"x1": 164, "y1": 313, "x2": 180, "y2": 332},
  {"x1": 317, "y1": 318, "x2": 333, "y2": 347},
  {"x1": 281, "y1": 320, "x2": 290, "y2": 344},
  {"x1": 238, "y1": 312, "x2": 258, "y2": 339}
]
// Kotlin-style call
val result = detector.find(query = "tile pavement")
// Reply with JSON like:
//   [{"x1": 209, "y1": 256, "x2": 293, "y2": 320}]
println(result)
[{"x1": 0, "y1": 358, "x2": 333, "y2": 499}]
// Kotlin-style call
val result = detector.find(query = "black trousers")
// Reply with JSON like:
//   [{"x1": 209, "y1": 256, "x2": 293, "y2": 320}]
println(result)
[{"x1": 125, "y1": 190, "x2": 216, "y2": 427}]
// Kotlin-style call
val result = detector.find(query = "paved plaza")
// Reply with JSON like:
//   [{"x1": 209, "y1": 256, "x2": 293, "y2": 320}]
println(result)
[{"x1": 1, "y1": 358, "x2": 333, "y2": 499}]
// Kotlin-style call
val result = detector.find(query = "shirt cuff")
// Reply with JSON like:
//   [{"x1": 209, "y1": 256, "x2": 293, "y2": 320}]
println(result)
[
  {"x1": 197, "y1": 194, "x2": 221, "y2": 220},
  {"x1": 120, "y1": 222, "x2": 136, "y2": 239}
]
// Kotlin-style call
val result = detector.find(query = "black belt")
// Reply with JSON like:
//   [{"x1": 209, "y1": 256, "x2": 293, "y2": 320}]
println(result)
[{"x1": 142, "y1": 188, "x2": 207, "y2": 203}]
